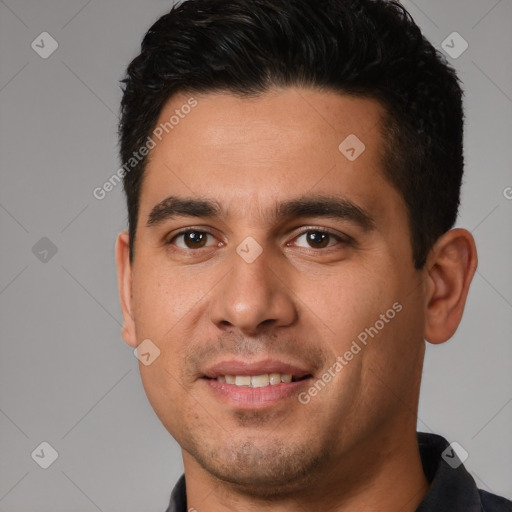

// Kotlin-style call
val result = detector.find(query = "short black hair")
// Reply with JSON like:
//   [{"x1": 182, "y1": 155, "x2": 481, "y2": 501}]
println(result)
[{"x1": 119, "y1": 0, "x2": 464, "y2": 269}]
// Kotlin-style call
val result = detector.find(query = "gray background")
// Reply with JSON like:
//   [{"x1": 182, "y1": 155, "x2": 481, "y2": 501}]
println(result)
[{"x1": 0, "y1": 0, "x2": 511, "y2": 510}]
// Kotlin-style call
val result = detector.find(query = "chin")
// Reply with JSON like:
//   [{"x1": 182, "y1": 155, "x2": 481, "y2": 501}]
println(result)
[{"x1": 189, "y1": 437, "x2": 326, "y2": 498}]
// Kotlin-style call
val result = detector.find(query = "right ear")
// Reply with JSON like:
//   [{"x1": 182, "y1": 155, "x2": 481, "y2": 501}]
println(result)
[{"x1": 115, "y1": 231, "x2": 137, "y2": 347}]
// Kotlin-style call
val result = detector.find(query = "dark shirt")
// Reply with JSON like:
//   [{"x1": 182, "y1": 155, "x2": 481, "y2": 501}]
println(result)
[{"x1": 164, "y1": 432, "x2": 512, "y2": 511}]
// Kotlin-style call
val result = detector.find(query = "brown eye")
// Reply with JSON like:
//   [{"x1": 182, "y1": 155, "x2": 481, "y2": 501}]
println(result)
[
  {"x1": 171, "y1": 230, "x2": 215, "y2": 249},
  {"x1": 305, "y1": 232, "x2": 329, "y2": 248},
  {"x1": 293, "y1": 230, "x2": 346, "y2": 249}
]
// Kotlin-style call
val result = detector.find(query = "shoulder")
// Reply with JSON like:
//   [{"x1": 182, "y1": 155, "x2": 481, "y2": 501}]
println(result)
[{"x1": 480, "y1": 489, "x2": 512, "y2": 512}]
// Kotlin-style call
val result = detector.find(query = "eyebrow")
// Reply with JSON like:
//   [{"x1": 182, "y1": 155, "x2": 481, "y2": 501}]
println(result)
[{"x1": 146, "y1": 194, "x2": 376, "y2": 231}]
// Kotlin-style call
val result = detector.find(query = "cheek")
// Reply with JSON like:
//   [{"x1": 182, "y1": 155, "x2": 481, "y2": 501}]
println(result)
[
  {"x1": 131, "y1": 261, "x2": 199, "y2": 339},
  {"x1": 138, "y1": 360, "x2": 187, "y2": 440},
  {"x1": 293, "y1": 264, "x2": 396, "y2": 346},
  {"x1": 131, "y1": 262, "x2": 215, "y2": 387},
  {"x1": 356, "y1": 284, "x2": 425, "y2": 398}
]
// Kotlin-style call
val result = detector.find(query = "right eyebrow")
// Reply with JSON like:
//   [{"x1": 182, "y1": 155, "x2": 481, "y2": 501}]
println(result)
[{"x1": 146, "y1": 196, "x2": 221, "y2": 227}]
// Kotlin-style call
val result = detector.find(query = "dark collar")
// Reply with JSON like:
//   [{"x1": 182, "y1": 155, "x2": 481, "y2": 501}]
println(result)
[
  {"x1": 416, "y1": 432, "x2": 482, "y2": 511},
  {"x1": 164, "y1": 432, "x2": 512, "y2": 512}
]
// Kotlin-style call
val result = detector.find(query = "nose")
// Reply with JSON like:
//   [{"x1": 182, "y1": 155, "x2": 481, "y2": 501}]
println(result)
[{"x1": 208, "y1": 244, "x2": 297, "y2": 335}]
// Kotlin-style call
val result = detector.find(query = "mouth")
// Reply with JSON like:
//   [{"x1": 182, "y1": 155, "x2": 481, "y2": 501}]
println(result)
[
  {"x1": 200, "y1": 359, "x2": 314, "y2": 408},
  {"x1": 201, "y1": 358, "x2": 313, "y2": 384},
  {"x1": 203, "y1": 372, "x2": 312, "y2": 388}
]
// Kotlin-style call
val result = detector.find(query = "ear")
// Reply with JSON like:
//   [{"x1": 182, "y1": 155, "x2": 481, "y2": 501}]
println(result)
[
  {"x1": 423, "y1": 228, "x2": 478, "y2": 344},
  {"x1": 115, "y1": 231, "x2": 138, "y2": 347}
]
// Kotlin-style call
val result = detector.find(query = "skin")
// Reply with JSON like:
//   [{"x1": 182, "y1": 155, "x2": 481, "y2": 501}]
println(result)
[{"x1": 116, "y1": 88, "x2": 478, "y2": 512}]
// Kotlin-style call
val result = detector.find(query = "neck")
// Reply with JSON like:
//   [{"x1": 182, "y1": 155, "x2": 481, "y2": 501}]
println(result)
[{"x1": 182, "y1": 427, "x2": 430, "y2": 512}]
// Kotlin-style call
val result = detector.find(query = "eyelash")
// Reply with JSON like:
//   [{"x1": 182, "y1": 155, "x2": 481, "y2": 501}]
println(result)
[{"x1": 167, "y1": 227, "x2": 352, "y2": 251}]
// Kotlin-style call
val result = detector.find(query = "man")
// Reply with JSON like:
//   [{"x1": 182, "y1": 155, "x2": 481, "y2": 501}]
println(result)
[{"x1": 115, "y1": 0, "x2": 512, "y2": 510}]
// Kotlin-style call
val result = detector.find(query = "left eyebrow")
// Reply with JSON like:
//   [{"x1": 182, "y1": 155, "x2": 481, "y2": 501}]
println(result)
[
  {"x1": 276, "y1": 196, "x2": 376, "y2": 231},
  {"x1": 146, "y1": 194, "x2": 376, "y2": 232}
]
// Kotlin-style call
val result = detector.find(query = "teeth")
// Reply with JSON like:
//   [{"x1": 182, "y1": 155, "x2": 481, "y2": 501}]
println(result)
[
  {"x1": 216, "y1": 373, "x2": 294, "y2": 387},
  {"x1": 235, "y1": 375, "x2": 251, "y2": 386},
  {"x1": 251, "y1": 374, "x2": 269, "y2": 387},
  {"x1": 269, "y1": 373, "x2": 281, "y2": 385}
]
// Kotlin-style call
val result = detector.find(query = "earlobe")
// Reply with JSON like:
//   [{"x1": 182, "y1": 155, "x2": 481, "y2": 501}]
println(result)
[
  {"x1": 423, "y1": 228, "x2": 478, "y2": 345},
  {"x1": 115, "y1": 231, "x2": 138, "y2": 348}
]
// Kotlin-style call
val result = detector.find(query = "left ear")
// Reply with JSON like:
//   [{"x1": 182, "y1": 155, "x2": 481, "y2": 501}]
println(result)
[{"x1": 423, "y1": 228, "x2": 478, "y2": 344}]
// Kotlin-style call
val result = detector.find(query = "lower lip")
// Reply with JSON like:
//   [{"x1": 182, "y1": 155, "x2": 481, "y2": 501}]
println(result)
[{"x1": 202, "y1": 377, "x2": 312, "y2": 409}]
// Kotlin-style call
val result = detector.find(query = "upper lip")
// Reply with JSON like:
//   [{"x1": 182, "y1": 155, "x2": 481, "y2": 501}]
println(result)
[{"x1": 202, "y1": 359, "x2": 312, "y2": 379}]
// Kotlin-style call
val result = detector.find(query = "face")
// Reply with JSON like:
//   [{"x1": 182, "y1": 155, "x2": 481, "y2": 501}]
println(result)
[{"x1": 118, "y1": 88, "x2": 429, "y2": 495}]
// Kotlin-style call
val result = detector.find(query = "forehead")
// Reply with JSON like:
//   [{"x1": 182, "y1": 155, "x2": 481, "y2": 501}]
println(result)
[
  {"x1": 139, "y1": 87, "x2": 403, "y2": 227},
  {"x1": 151, "y1": 87, "x2": 385, "y2": 162}
]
